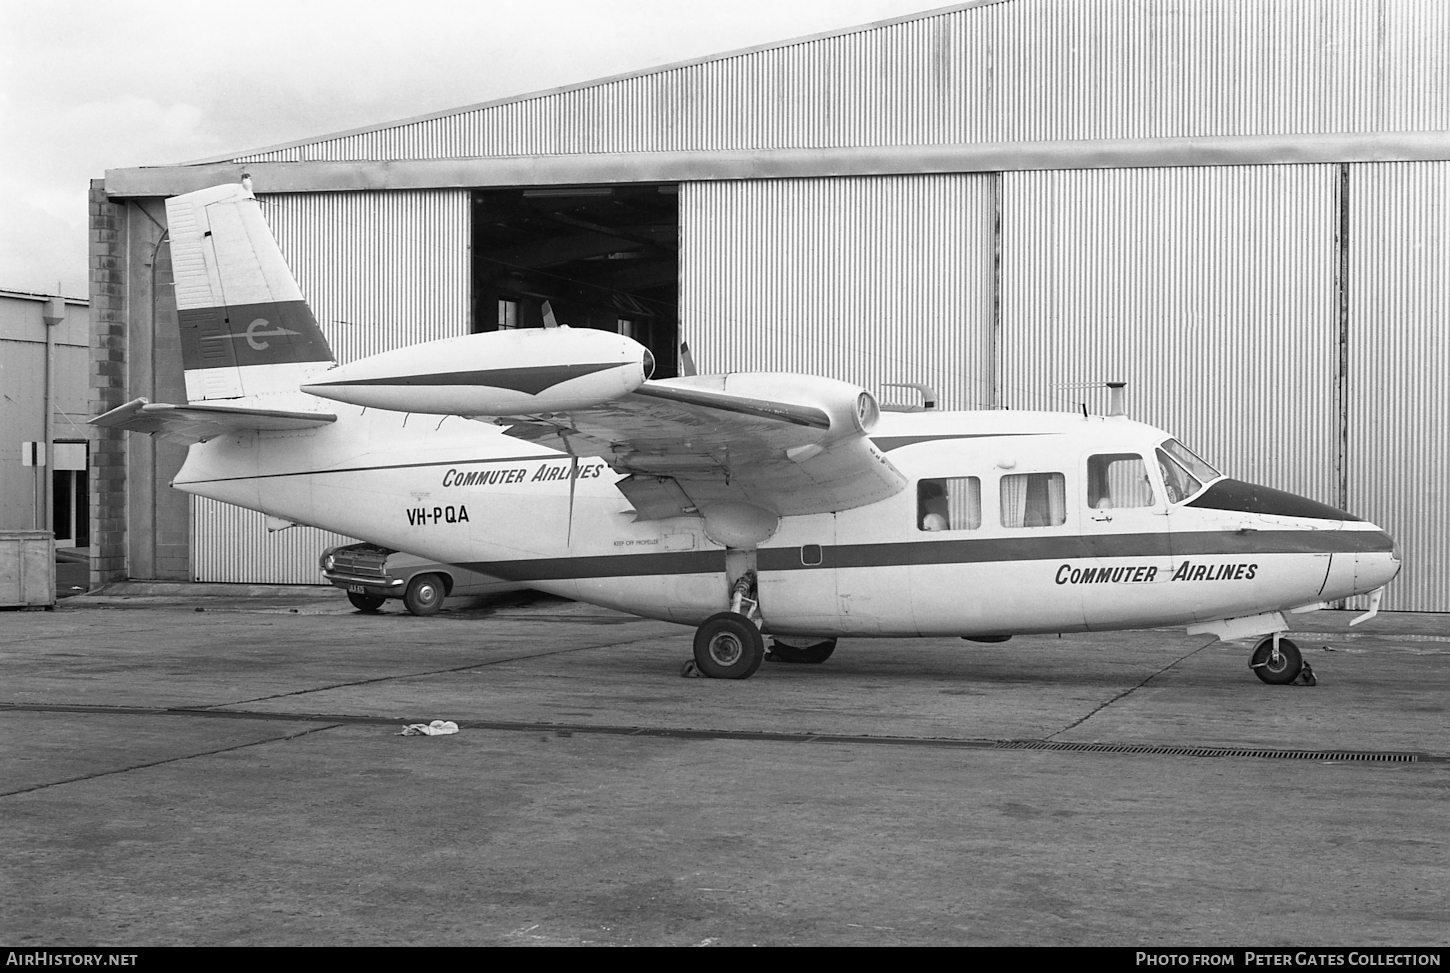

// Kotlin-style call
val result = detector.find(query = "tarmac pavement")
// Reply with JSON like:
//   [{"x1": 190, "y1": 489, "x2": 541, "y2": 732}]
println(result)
[{"x1": 2, "y1": 585, "x2": 1447, "y2": 946}]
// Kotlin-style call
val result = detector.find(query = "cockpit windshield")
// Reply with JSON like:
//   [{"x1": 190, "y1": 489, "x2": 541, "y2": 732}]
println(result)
[
  {"x1": 1161, "y1": 439, "x2": 1221, "y2": 481},
  {"x1": 1156, "y1": 439, "x2": 1221, "y2": 503}
]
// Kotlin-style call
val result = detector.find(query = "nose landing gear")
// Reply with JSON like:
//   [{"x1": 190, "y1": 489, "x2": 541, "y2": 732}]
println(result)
[{"x1": 1249, "y1": 634, "x2": 1304, "y2": 685}]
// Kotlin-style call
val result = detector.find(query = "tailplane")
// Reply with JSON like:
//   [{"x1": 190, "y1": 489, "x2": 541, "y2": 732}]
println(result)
[{"x1": 168, "y1": 182, "x2": 335, "y2": 402}]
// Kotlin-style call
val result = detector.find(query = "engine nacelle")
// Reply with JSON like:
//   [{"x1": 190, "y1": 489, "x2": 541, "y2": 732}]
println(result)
[{"x1": 302, "y1": 327, "x2": 653, "y2": 415}]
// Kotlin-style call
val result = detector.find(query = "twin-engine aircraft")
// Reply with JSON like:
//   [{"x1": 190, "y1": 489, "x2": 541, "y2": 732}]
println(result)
[{"x1": 95, "y1": 183, "x2": 1401, "y2": 682}]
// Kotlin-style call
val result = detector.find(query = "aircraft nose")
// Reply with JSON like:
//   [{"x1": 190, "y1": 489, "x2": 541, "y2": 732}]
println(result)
[{"x1": 1354, "y1": 526, "x2": 1401, "y2": 593}]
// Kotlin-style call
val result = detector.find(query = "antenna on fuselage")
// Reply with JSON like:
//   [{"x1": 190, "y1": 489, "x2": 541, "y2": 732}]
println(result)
[{"x1": 1107, "y1": 382, "x2": 1127, "y2": 417}]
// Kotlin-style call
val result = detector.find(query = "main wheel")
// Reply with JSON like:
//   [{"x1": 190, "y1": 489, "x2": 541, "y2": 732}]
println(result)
[
  {"x1": 693, "y1": 612, "x2": 765, "y2": 679},
  {"x1": 403, "y1": 574, "x2": 446, "y2": 616},
  {"x1": 347, "y1": 591, "x2": 385, "y2": 613},
  {"x1": 1250, "y1": 636, "x2": 1303, "y2": 685},
  {"x1": 769, "y1": 637, "x2": 837, "y2": 664}
]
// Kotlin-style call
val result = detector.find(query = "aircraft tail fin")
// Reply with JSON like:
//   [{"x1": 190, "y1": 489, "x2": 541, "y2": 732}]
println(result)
[{"x1": 167, "y1": 182, "x2": 336, "y2": 402}]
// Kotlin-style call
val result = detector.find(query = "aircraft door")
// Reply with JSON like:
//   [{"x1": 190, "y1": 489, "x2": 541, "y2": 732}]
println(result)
[{"x1": 1077, "y1": 451, "x2": 1173, "y2": 629}]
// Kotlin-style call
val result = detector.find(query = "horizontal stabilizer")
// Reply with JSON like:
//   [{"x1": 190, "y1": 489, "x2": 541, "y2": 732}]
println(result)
[{"x1": 91, "y1": 397, "x2": 336, "y2": 444}]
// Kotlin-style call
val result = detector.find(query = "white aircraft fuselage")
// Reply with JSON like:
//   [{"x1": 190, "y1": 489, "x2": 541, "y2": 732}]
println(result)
[{"x1": 174, "y1": 402, "x2": 1399, "y2": 640}]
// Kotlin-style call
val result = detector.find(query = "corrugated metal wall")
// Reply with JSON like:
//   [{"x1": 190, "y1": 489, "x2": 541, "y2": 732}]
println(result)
[
  {"x1": 236, "y1": 0, "x2": 1450, "y2": 163},
  {"x1": 191, "y1": 190, "x2": 472, "y2": 583},
  {"x1": 997, "y1": 165, "x2": 1342, "y2": 506},
  {"x1": 1347, "y1": 162, "x2": 1450, "y2": 611},
  {"x1": 680, "y1": 175, "x2": 996, "y2": 410}
]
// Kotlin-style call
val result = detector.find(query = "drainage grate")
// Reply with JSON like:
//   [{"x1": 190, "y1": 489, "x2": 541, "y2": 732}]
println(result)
[{"x1": 993, "y1": 740, "x2": 1420, "y2": 762}]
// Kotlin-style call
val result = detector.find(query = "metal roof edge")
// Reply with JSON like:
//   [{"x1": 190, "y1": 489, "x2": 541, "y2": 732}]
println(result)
[
  {"x1": 177, "y1": 2, "x2": 999, "y2": 166},
  {"x1": 0, "y1": 289, "x2": 90, "y2": 305},
  {"x1": 106, "y1": 132, "x2": 1450, "y2": 198}
]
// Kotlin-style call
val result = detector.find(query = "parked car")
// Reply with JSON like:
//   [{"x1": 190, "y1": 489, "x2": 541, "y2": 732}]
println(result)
[{"x1": 319, "y1": 543, "x2": 522, "y2": 615}]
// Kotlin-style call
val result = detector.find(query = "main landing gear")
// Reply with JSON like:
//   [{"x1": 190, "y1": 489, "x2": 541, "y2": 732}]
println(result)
[
  {"x1": 768, "y1": 637, "x2": 837, "y2": 664},
  {"x1": 691, "y1": 570, "x2": 768, "y2": 679},
  {"x1": 693, "y1": 612, "x2": 766, "y2": 679},
  {"x1": 689, "y1": 569, "x2": 840, "y2": 678},
  {"x1": 1249, "y1": 634, "x2": 1315, "y2": 686}
]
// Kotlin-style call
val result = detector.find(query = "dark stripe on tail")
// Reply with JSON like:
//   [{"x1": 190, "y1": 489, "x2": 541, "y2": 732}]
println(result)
[{"x1": 179, "y1": 300, "x2": 333, "y2": 371}]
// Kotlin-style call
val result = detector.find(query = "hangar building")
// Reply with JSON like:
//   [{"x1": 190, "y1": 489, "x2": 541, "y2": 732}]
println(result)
[
  {"x1": 94, "y1": 0, "x2": 1449, "y2": 610},
  {"x1": 1, "y1": 290, "x2": 90, "y2": 544}
]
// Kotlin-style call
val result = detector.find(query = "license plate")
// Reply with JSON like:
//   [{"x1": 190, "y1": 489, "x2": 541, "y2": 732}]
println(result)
[{"x1": 346, "y1": 584, "x2": 366, "y2": 594}]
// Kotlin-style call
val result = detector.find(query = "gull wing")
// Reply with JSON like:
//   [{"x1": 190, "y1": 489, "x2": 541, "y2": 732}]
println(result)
[
  {"x1": 494, "y1": 374, "x2": 906, "y2": 518},
  {"x1": 92, "y1": 397, "x2": 336, "y2": 444}
]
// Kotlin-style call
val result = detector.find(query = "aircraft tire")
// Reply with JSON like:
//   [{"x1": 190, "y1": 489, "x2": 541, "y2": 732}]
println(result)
[
  {"x1": 404, "y1": 574, "x2": 446, "y2": 616},
  {"x1": 769, "y1": 637, "x2": 837, "y2": 664},
  {"x1": 1250, "y1": 636, "x2": 1303, "y2": 685},
  {"x1": 347, "y1": 591, "x2": 385, "y2": 613},
  {"x1": 693, "y1": 612, "x2": 765, "y2": 679}
]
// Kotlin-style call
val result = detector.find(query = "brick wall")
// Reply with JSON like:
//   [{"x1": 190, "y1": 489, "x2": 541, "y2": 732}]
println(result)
[{"x1": 88, "y1": 180, "x2": 128, "y2": 586}]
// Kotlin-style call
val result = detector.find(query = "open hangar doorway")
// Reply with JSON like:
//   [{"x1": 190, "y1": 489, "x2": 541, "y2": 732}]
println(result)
[{"x1": 471, "y1": 183, "x2": 680, "y2": 377}]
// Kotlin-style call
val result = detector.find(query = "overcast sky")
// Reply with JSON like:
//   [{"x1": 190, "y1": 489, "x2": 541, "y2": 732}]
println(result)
[{"x1": 0, "y1": 0, "x2": 946, "y2": 298}]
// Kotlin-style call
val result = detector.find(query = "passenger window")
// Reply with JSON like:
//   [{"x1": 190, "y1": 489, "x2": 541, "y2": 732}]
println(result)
[
  {"x1": 1087, "y1": 454, "x2": 1155, "y2": 509},
  {"x1": 1000, "y1": 472, "x2": 1066, "y2": 528},
  {"x1": 918, "y1": 477, "x2": 981, "y2": 532},
  {"x1": 1156, "y1": 448, "x2": 1203, "y2": 504}
]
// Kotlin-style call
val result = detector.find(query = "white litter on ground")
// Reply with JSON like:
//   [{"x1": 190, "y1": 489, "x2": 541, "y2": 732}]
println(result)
[{"x1": 399, "y1": 720, "x2": 459, "y2": 736}]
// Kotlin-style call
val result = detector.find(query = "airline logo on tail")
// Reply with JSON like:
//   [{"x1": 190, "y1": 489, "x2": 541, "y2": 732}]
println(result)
[{"x1": 209, "y1": 319, "x2": 302, "y2": 351}]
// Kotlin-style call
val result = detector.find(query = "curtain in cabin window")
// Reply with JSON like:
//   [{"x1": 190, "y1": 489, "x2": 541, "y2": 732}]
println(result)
[{"x1": 1001, "y1": 472, "x2": 1066, "y2": 528}]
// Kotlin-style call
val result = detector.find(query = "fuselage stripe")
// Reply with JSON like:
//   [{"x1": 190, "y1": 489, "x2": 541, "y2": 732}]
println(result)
[
  {"x1": 461, "y1": 529, "x2": 1392, "y2": 582},
  {"x1": 176, "y1": 453, "x2": 557, "y2": 485}
]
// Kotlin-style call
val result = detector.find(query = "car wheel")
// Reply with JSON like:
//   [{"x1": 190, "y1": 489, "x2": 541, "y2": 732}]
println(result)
[
  {"x1": 347, "y1": 591, "x2": 385, "y2": 613},
  {"x1": 403, "y1": 574, "x2": 446, "y2": 616}
]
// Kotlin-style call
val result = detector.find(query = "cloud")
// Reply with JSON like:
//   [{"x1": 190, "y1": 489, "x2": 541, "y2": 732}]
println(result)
[{"x1": 0, "y1": 193, "x2": 88, "y2": 297}]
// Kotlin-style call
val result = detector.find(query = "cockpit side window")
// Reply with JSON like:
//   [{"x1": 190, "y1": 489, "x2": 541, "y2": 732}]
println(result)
[
  {"x1": 1087, "y1": 454, "x2": 1155, "y2": 509},
  {"x1": 1156, "y1": 448, "x2": 1203, "y2": 504},
  {"x1": 918, "y1": 477, "x2": 981, "y2": 531}
]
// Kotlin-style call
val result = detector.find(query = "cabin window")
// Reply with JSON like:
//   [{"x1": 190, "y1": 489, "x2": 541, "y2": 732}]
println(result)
[
  {"x1": 1156, "y1": 448, "x2": 1203, "y2": 504},
  {"x1": 1000, "y1": 472, "x2": 1067, "y2": 528},
  {"x1": 918, "y1": 477, "x2": 981, "y2": 531},
  {"x1": 1087, "y1": 454, "x2": 1155, "y2": 509}
]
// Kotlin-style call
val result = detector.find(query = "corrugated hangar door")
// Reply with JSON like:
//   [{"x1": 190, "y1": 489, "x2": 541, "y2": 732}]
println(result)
[
  {"x1": 998, "y1": 165, "x2": 1343, "y2": 508},
  {"x1": 680, "y1": 175, "x2": 997, "y2": 411},
  {"x1": 1348, "y1": 162, "x2": 1450, "y2": 612},
  {"x1": 191, "y1": 190, "x2": 472, "y2": 584}
]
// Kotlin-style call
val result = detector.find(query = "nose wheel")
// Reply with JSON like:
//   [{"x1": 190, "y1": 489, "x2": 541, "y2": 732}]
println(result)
[{"x1": 1249, "y1": 635, "x2": 1303, "y2": 685}]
